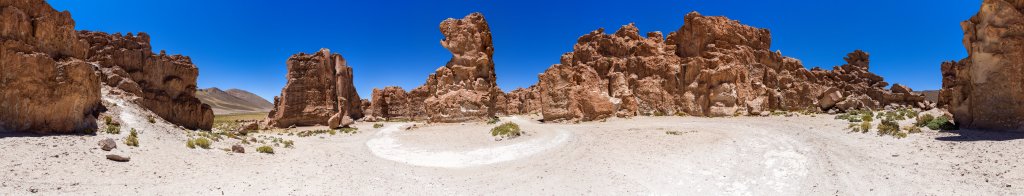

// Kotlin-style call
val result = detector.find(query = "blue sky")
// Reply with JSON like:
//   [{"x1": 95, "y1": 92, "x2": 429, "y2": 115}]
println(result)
[{"x1": 50, "y1": 0, "x2": 978, "y2": 101}]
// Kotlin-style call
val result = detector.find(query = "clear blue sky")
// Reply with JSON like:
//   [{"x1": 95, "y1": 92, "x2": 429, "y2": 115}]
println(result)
[{"x1": 50, "y1": 0, "x2": 978, "y2": 101}]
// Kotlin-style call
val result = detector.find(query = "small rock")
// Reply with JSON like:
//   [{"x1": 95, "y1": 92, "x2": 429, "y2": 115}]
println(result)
[
  {"x1": 231, "y1": 145, "x2": 245, "y2": 153},
  {"x1": 98, "y1": 138, "x2": 116, "y2": 151},
  {"x1": 106, "y1": 154, "x2": 130, "y2": 162}
]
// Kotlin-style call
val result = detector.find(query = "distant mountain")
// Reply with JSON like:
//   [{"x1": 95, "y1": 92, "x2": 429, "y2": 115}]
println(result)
[
  {"x1": 916, "y1": 90, "x2": 939, "y2": 103},
  {"x1": 196, "y1": 88, "x2": 273, "y2": 115}
]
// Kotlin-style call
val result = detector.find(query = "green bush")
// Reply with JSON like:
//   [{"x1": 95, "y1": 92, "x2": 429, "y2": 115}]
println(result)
[
  {"x1": 147, "y1": 115, "x2": 156, "y2": 123},
  {"x1": 926, "y1": 116, "x2": 958, "y2": 131},
  {"x1": 105, "y1": 123, "x2": 121, "y2": 134},
  {"x1": 903, "y1": 125, "x2": 922, "y2": 134},
  {"x1": 283, "y1": 140, "x2": 294, "y2": 148},
  {"x1": 848, "y1": 121, "x2": 872, "y2": 133},
  {"x1": 486, "y1": 116, "x2": 500, "y2": 124},
  {"x1": 103, "y1": 116, "x2": 113, "y2": 126},
  {"x1": 257, "y1": 146, "x2": 274, "y2": 154},
  {"x1": 490, "y1": 122, "x2": 522, "y2": 139},
  {"x1": 373, "y1": 123, "x2": 384, "y2": 128},
  {"x1": 194, "y1": 137, "x2": 212, "y2": 149},
  {"x1": 186, "y1": 139, "x2": 196, "y2": 149},
  {"x1": 877, "y1": 120, "x2": 903, "y2": 138},
  {"x1": 861, "y1": 113, "x2": 874, "y2": 122},
  {"x1": 915, "y1": 114, "x2": 935, "y2": 127},
  {"x1": 124, "y1": 128, "x2": 139, "y2": 147}
]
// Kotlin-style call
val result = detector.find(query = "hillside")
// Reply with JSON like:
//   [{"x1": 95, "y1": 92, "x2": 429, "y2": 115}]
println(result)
[{"x1": 196, "y1": 88, "x2": 273, "y2": 115}]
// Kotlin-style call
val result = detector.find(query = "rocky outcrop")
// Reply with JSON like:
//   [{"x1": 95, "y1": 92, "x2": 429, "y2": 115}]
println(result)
[
  {"x1": 0, "y1": 0, "x2": 102, "y2": 133},
  {"x1": 534, "y1": 12, "x2": 926, "y2": 122},
  {"x1": 497, "y1": 86, "x2": 542, "y2": 115},
  {"x1": 268, "y1": 48, "x2": 363, "y2": 128},
  {"x1": 367, "y1": 12, "x2": 501, "y2": 122},
  {"x1": 79, "y1": 31, "x2": 213, "y2": 130},
  {"x1": 940, "y1": 0, "x2": 1024, "y2": 131}
]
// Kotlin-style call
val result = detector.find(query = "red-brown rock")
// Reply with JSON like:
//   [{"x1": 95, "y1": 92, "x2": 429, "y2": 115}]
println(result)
[
  {"x1": 268, "y1": 48, "x2": 363, "y2": 128},
  {"x1": 532, "y1": 12, "x2": 926, "y2": 121},
  {"x1": 369, "y1": 12, "x2": 501, "y2": 122},
  {"x1": 0, "y1": 0, "x2": 102, "y2": 133},
  {"x1": 79, "y1": 31, "x2": 214, "y2": 130},
  {"x1": 940, "y1": 0, "x2": 1024, "y2": 131}
]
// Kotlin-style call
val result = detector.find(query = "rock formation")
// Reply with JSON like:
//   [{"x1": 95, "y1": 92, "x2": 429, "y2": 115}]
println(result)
[
  {"x1": 497, "y1": 86, "x2": 543, "y2": 115},
  {"x1": 79, "y1": 31, "x2": 214, "y2": 130},
  {"x1": 534, "y1": 12, "x2": 927, "y2": 122},
  {"x1": 367, "y1": 12, "x2": 501, "y2": 122},
  {"x1": 0, "y1": 0, "x2": 102, "y2": 133},
  {"x1": 940, "y1": 0, "x2": 1024, "y2": 131},
  {"x1": 268, "y1": 48, "x2": 363, "y2": 128}
]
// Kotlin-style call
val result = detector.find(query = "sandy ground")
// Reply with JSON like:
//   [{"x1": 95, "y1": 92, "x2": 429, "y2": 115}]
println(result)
[{"x1": 2, "y1": 92, "x2": 1023, "y2": 195}]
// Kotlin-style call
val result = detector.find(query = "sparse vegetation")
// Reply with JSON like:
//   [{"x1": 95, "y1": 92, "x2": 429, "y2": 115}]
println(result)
[
  {"x1": 147, "y1": 115, "x2": 156, "y2": 123},
  {"x1": 124, "y1": 128, "x2": 139, "y2": 147},
  {"x1": 903, "y1": 125, "x2": 922, "y2": 133},
  {"x1": 926, "y1": 116, "x2": 958, "y2": 131},
  {"x1": 257, "y1": 146, "x2": 274, "y2": 154},
  {"x1": 103, "y1": 116, "x2": 113, "y2": 126},
  {"x1": 340, "y1": 127, "x2": 358, "y2": 134},
  {"x1": 915, "y1": 114, "x2": 935, "y2": 127},
  {"x1": 490, "y1": 122, "x2": 522, "y2": 139},
  {"x1": 283, "y1": 140, "x2": 294, "y2": 148},
  {"x1": 186, "y1": 139, "x2": 196, "y2": 149},
  {"x1": 193, "y1": 137, "x2": 212, "y2": 149},
  {"x1": 876, "y1": 119, "x2": 904, "y2": 138},
  {"x1": 486, "y1": 116, "x2": 500, "y2": 124},
  {"x1": 373, "y1": 123, "x2": 384, "y2": 128},
  {"x1": 848, "y1": 121, "x2": 872, "y2": 133},
  {"x1": 665, "y1": 130, "x2": 682, "y2": 135}
]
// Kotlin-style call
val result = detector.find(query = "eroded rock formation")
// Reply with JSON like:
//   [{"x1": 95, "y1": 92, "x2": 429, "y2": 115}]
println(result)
[
  {"x1": 0, "y1": 0, "x2": 102, "y2": 133},
  {"x1": 367, "y1": 12, "x2": 501, "y2": 122},
  {"x1": 268, "y1": 48, "x2": 363, "y2": 128},
  {"x1": 534, "y1": 12, "x2": 926, "y2": 122},
  {"x1": 79, "y1": 31, "x2": 214, "y2": 130},
  {"x1": 940, "y1": 0, "x2": 1024, "y2": 131}
]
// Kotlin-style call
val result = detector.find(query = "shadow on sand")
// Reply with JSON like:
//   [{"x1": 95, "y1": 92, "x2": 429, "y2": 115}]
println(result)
[{"x1": 935, "y1": 129, "x2": 1024, "y2": 142}]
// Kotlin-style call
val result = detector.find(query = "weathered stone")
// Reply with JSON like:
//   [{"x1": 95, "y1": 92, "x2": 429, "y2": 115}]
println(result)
[
  {"x1": 940, "y1": 0, "x2": 1024, "y2": 131},
  {"x1": 79, "y1": 31, "x2": 213, "y2": 130},
  {"x1": 231, "y1": 145, "x2": 244, "y2": 153},
  {"x1": 369, "y1": 12, "x2": 501, "y2": 123},
  {"x1": 268, "y1": 48, "x2": 363, "y2": 128},
  {"x1": 98, "y1": 138, "x2": 116, "y2": 151},
  {"x1": 529, "y1": 12, "x2": 925, "y2": 121},
  {"x1": 0, "y1": 0, "x2": 102, "y2": 133},
  {"x1": 105, "y1": 154, "x2": 130, "y2": 162}
]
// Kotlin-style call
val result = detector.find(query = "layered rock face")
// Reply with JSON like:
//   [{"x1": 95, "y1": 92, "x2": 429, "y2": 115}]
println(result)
[
  {"x1": 535, "y1": 12, "x2": 926, "y2": 122},
  {"x1": 268, "y1": 48, "x2": 363, "y2": 128},
  {"x1": 497, "y1": 86, "x2": 542, "y2": 115},
  {"x1": 940, "y1": 0, "x2": 1024, "y2": 131},
  {"x1": 0, "y1": 0, "x2": 101, "y2": 133},
  {"x1": 368, "y1": 12, "x2": 501, "y2": 122},
  {"x1": 79, "y1": 31, "x2": 214, "y2": 130},
  {"x1": 366, "y1": 86, "x2": 427, "y2": 121}
]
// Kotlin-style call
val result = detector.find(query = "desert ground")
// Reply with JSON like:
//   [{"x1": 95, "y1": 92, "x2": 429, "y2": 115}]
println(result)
[{"x1": 1, "y1": 92, "x2": 1022, "y2": 195}]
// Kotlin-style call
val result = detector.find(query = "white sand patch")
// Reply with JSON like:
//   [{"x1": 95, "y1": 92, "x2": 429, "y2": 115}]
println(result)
[{"x1": 366, "y1": 122, "x2": 570, "y2": 168}]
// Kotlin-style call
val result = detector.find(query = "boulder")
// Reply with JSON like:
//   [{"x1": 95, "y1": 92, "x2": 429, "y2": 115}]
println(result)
[
  {"x1": 267, "y1": 48, "x2": 363, "y2": 128},
  {"x1": 98, "y1": 138, "x2": 116, "y2": 151},
  {"x1": 0, "y1": 0, "x2": 102, "y2": 133},
  {"x1": 231, "y1": 145, "x2": 244, "y2": 153},
  {"x1": 940, "y1": 0, "x2": 1024, "y2": 131},
  {"x1": 105, "y1": 154, "x2": 130, "y2": 162},
  {"x1": 78, "y1": 31, "x2": 213, "y2": 130}
]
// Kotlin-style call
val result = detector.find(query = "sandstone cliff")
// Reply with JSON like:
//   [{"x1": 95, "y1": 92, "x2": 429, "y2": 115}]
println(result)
[
  {"x1": 534, "y1": 12, "x2": 926, "y2": 122},
  {"x1": 941, "y1": 0, "x2": 1024, "y2": 131},
  {"x1": 0, "y1": 0, "x2": 101, "y2": 133},
  {"x1": 79, "y1": 31, "x2": 214, "y2": 130},
  {"x1": 368, "y1": 12, "x2": 501, "y2": 122},
  {"x1": 268, "y1": 48, "x2": 363, "y2": 128}
]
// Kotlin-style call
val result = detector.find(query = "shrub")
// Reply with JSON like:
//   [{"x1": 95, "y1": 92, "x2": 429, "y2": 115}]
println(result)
[
  {"x1": 328, "y1": 129, "x2": 337, "y2": 135},
  {"x1": 194, "y1": 137, "x2": 212, "y2": 149},
  {"x1": 903, "y1": 125, "x2": 922, "y2": 134},
  {"x1": 373, "y1": 123, "x2": 384, "y2": 128},
  {"x1": 340, "y1": 127, "x2": 358, "y2": 134},
  {"x1": 877, "y1": 120, "x2": 902, "y2": 138},
  {"x1": 486, "y1": 116, "x2": 500, "y2": 124},
  {"x1": 861, "y1": 113, "x2": 873, "y2": 122},
  {"x1": 124, "y1": 128, "x2": 139, "y2": 147},
  {"x1": 103, "y1": 116, "x2": 113, "y2": 126},
  {"x1": 283, "y1": 140, "x2": 294, "y2": 148},
  {"x1": 915, "y1": 114, "x2": 935, "y2": 127},
  {"x1": 147, "y1": 115, "x2": 156, "y2": 123},
  {"x1": 665, "y1": 131, "x2": 682, "y2": 135},
  {"x1": 490, "y1": 122, "x2": 522, "y2": 139},
  {"x1": 860, "y1": 121, "x2": 871, "y2": 133},
  {"x1": 927, "y1": 116, "x2": 958, "y2": 131},
  {"x1": 186, "y1": 139, "x2": 196, "y2": 149},
  {"x1": 257, "y1": 146, "x2": 274, "y2": 154},
  {"x1": 105, "y1": 123, "x2": 121, "y2": 134}
]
